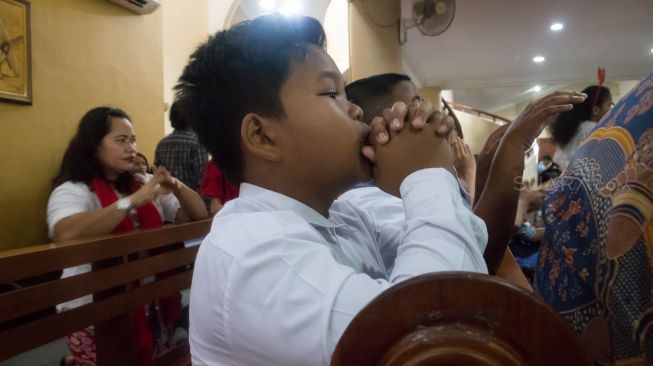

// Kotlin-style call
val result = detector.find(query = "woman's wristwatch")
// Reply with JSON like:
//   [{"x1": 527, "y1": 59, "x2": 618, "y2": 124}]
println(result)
[{"x1": 116, "y1": 197, "x2": 133, "y2": 212}]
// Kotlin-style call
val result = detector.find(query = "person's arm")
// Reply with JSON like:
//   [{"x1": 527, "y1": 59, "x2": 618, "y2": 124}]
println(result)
[
  {"x1": 474, "y1": 91, "x2": 587, "y2": 273},
  {"x1": 51, "y1": 176, "x2": 167, "y2": 242},
  {"x1": 473, "y1": 125, "x2": 508, "y2": 207},
  {"x1": 52, "y1": 201, "x2": 131, "y2": 242},
  {"x1": 209, "y1": 198, "x2": 224, "y2": 215},
  {"x1": 156, "y1": 166, "x2": 208, "y2": 222}
]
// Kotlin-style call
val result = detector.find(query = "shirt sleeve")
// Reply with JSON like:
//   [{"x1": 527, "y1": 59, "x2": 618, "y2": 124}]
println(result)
[
  {"x1": 332, "y1": 168, "x2": 488, "y2": 275},
  {"x1": 391, "y1": 168, "x2": 488, "y2": 281},
  {"x1": 46, "y1": 182, "x2": 96, "y2": 238},
  {"x1": 156, "y1": 192, "x2": 181, "y2": 223},
  {"x1": 329, "y1": 169, "x2": 487, "y2": 352},
  {"x1": 200, "y1": 161, "x2": 233, "y2": 202}
]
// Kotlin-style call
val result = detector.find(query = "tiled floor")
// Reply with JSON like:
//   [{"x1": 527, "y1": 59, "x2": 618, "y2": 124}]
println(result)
[{"x1": 0, "y1": 338, "x2": 68, "y2": 366}]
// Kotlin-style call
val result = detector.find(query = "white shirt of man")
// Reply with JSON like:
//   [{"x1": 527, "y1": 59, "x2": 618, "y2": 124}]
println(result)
[{"x1": 190, "y1": 168, "x2": 488, "y2": 366}]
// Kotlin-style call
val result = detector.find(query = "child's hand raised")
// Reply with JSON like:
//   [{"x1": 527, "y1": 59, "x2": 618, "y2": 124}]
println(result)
[{"x1": 451, "y1": 137, "x2": 476, "y2": 177}]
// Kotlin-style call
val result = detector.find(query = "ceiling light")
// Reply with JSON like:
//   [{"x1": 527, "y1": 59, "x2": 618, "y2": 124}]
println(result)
[
  {"x1": 526, "y1": 85, "x2": 542, "y2": 93},
  {"x1": 532, "y1": 56, "x2": 546, "y2": 63},
  {"x1": 259, "y1": 0, "x2": 277, "y2": 10},
  {"x1": 550, "y1": 23, "x2": 564, "y2": 31},
  {"x1": 650, "y1": 47, "x2": 653, "y2": 54},
  {"x1": 279, "y1": 0, "x2": 302, "y2": 15}
]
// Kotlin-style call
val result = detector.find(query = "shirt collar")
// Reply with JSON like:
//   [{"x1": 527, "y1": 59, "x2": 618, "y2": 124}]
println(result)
[{"x1": 239, "y1": 183, "x2": 336, "y2": 228}]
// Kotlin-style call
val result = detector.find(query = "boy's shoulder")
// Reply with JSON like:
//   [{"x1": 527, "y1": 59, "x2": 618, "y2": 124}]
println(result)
[
  {"x1": 206, "y1": 196, "x2": 330, "y2": 258},
  {"x1": 330, "y1": 186, "x2": 405, "y2": 235},
  {"x1": 333, "y1": 186, "x2": 402, "y2": 218},
  {"x1": 336, "y1": 185, "x2": 399, "y2": 207}
]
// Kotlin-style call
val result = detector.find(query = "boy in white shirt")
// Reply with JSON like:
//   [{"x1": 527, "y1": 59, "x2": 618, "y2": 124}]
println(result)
[{"x1": 176, "y1": 14, "x2": 585, "y2": 366}]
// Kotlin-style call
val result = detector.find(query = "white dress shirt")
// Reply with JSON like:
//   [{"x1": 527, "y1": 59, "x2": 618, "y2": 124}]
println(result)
[{"x1": 189, "y1": 168, "x2": 488, "y2": 366}]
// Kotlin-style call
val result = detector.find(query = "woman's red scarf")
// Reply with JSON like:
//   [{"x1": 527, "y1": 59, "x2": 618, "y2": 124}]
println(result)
[
  {"x1": 92, "y1": 177, "x2": 162, "y2": 233},
  {"x1": 92, "y1": 177, "x2": 180, "y2": 365}
]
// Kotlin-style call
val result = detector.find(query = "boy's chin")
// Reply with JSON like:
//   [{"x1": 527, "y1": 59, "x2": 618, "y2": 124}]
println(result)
[{"x1": 357, "y1": 160, "x2": 374, "y2": 183}]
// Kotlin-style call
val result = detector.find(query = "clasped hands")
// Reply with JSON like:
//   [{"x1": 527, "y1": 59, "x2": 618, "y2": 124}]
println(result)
[
  {"x1": 131, "y1": 166, "x2": 182, "y2": 207},
  {"x1": 361, "y1": 100, "x2": 454, "y2": 197}
]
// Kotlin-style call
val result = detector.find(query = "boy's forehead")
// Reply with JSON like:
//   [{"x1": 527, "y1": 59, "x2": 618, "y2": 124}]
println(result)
[
  {"x1": 391, "y1": 80, "x2": 420, "y2": 104},
  {"x1": 292, "y1": 45, "x2": 342, "y2": 83}
]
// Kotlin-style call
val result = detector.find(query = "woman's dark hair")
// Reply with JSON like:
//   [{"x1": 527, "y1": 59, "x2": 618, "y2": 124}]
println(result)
[
  {"x1": 53, "y1": 107, "x2": 134, "y2": 193},
  {"x1": 551, "y1": 85, "x2": 611, "y2": 147},
  {"x1": 175, "y1": 14, "x2": 326, "y2": 183}
]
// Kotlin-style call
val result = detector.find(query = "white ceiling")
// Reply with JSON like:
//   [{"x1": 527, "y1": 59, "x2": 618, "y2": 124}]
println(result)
[
  {"x1": 236, "y1": 0, "x2": 653, "y2": 113},
  {"x1": 401, "y1": 0, "x2": 653, "y2": 112}
]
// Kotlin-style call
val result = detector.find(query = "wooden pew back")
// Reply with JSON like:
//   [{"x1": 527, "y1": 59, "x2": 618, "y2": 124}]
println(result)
[
  {"x1": 0, "y1": 219, "x2": 212, "y2": 366},
  {"x1": 332, "y1": 272, "x2": 592, "y2": 366}
]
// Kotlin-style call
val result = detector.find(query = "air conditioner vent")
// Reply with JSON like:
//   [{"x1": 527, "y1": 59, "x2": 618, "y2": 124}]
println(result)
[{"x1": 106, "y1": 0, "x2": 160, "y2": 15}]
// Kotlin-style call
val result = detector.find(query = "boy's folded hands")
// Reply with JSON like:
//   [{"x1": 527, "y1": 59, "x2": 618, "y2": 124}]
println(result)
[{"x1": 364, "y1": 100, "x2": 454, "y2": 197}]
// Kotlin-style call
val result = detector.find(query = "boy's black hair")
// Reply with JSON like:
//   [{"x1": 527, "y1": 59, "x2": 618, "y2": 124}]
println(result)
[
  {"x1": 345, "y1": 73, "x2": 412, "y2": 123},
  {"x1": 175, "y1": 14, "x2": 326, "y2": 183},
  {"x1": 551, "y1": 85, "x2": 611, "y2": 147}
]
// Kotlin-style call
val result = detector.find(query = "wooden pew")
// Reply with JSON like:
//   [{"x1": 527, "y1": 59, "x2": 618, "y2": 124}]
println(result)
[
  {"x1": 332, "y1": 272, "x2": 593, "y2": 366},
  {"x1": 0, "y1": 219, "x2": 212, "y2": 366}
]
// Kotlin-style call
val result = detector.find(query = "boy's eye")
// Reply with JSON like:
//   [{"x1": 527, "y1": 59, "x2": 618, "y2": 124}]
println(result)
[{"x1": 321, "y1": 91, "x2": 338, "y2": 99}]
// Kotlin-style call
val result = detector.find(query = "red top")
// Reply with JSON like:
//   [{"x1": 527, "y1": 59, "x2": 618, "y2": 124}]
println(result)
[{"x1": 200, "y1": 160, "x2": 240, "y2": 203}]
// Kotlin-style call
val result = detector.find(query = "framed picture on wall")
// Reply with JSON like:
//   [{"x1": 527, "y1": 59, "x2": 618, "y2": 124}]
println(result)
[{"x1": 0, "y1": 0, "x2": 31, "y2": 104}]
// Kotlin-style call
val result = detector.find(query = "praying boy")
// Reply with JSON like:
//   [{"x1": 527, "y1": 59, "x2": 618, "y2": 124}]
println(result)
[
  {"x1": 176, "y1": 14, "x2": 585, "y2": 366},
  {"x1": 177, "y1": 14, "x2": 485, "y2": 366}
]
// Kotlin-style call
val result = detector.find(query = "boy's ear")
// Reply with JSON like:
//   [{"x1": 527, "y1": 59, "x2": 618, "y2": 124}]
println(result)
[{"x1": 241, "y1": 113, "x2": 282, "y2": 162}]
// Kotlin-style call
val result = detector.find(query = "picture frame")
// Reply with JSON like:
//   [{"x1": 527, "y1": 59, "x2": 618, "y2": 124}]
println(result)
[{"x1": 0, "y1": 0, "x2": 31, "y2": 104}]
